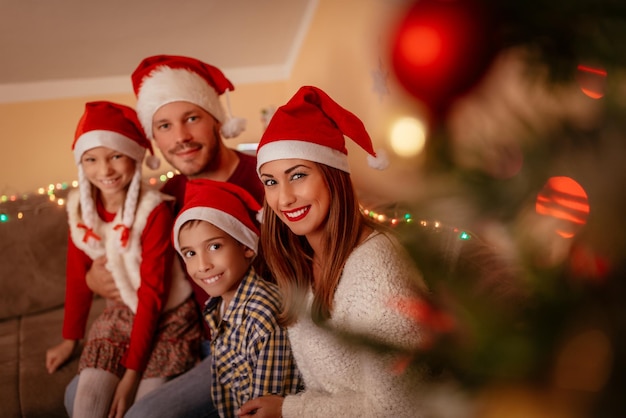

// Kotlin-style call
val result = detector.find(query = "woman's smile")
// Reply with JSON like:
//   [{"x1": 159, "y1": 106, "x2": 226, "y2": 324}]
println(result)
[
  {"x1": 282, "y1": 206, "x2": 310, "y2": 221},
  {"x1": 261, "y1": 159, "x2": 331, "y2": 240}
]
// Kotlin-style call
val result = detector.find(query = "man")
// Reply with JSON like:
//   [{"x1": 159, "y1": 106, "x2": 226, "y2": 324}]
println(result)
[{"x1": 65, "y1": 55, "x2": 264, "y2": 418}]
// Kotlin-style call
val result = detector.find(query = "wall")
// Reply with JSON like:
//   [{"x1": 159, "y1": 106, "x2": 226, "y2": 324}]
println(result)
[
  {"x1": 0, "y1": 0, "x2": 424, "y2": 205},
  {"x1": 284, "y1": 0, "x2": 428, "y2": 204},
  {"x1": 0, "y1": 84, "x2": 290, "y2": 195}
]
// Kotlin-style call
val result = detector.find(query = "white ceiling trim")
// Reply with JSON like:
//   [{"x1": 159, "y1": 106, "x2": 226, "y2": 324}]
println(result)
[{"x1": 0, "y1": 64, "x2": 284, "y2": 104}]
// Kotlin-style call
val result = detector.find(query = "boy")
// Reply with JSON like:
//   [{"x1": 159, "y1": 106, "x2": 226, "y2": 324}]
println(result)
[{"x1": 172, "y1": 178, "x2": 301, "y2": 418}]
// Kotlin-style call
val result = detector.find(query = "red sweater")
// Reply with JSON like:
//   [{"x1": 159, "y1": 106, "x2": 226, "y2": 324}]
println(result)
[{"x1": 62, "y1": 199, "x2": 175, "y2": 373}]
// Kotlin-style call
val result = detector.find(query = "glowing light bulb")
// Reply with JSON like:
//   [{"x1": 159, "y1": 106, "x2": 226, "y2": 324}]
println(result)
[{"x1": 389, "y1": 117, "x2": 426, "y2": 157}]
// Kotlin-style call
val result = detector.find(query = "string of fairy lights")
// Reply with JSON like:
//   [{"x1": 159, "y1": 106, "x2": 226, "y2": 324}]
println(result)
[
  {"x1": 0, "y1": 171, "x2": 177, "y2": 223},
  {"x1": 0, "y1": 173, "x2": 472, "y2": 241},
  {"x1": 361, "y1": 207, "x2": 472, "y2": 240}
]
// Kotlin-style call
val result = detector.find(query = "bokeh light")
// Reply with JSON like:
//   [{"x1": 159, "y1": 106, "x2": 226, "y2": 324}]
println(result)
[
  {"x1": 577, "y1": 65, "x2": 607, "y2": 99},
  {"x1": 568, "y1": 243, "x2": 610, "y2": 282},
  {"x1": 389, "y1": 116, "x2": 427, "y2": 157},
  {"x1": 536, "y1": 176, "x2": 590, "y2": 238},
  {"x1": 553, "y1": 329, "x2": 613, "y2": 392}
]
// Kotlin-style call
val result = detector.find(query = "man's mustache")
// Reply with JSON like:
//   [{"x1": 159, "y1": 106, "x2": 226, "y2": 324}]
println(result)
[{"x1": 171, "y1": 142, "x2": 202, "y2": 154}]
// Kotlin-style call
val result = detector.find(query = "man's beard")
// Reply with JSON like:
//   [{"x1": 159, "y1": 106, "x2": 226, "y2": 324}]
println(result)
[{"x1": 165, "y1": 125, "x2": 222, "y2": 177}]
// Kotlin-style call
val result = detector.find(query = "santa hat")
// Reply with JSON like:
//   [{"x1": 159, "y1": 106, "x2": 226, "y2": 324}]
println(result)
[
  {"x1": 131, "y1": 54, "x2": 246, "y2": 140},
  {"x1": 73, "y1": 101, "x2": 159, "y2": 249},
  {"x1": 172, "y1": 179, "x2": 261, "y2": 257},
  {"x1": 256, "y1": 85, "x2": 388, "y2": 175}
]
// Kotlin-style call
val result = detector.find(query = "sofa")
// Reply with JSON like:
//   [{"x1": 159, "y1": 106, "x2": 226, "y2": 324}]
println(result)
[{"x1": 0, "y1": 188, "x2": 105, "y2": 418}]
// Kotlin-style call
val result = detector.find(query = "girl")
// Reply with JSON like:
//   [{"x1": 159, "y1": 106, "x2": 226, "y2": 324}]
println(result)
[
  {"x1": 45, "y1": 101, "x2": 201, "y2": 418},
  {"x1": 238, "y1": 86, "x2": 436, "y2": 418}
]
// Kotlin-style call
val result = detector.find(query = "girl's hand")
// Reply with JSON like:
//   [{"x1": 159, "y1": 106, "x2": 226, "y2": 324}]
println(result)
[
  {"x1": 238, "y1": 395, "x2": 284, "y2": 418},
  {"x1": 108, "y1": 369, "x2": 141, "y2": 418},
  {"x1": 45, "y1": 339, "x2": 77, "y2": 374}
]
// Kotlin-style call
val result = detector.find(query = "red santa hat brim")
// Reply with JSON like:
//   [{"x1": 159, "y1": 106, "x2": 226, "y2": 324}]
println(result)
[
  {"x1": 135, "y1": 66, "x2": 226, "y2": 139},
  {"x1": 73, "y1": 130, "x2": 147, "y2": 165},
  {"x1": 72, "y1": 101, "x2": 159, "y2": 168},
  {"x1": 132, "y1": 55, "x2": 246, "y2": 140},
  {"x1": 172, "y1": 179, "x2": 261, "y2": 257},
  {"x1": 256, "y1": 139, "x2": 350, "y2": 174},
  {"x1": 256, "y1": 86, "x2": 386, "y2": 175},
  {"x1": 173, "y1": 207, "x2": 259, "y2": 256}
]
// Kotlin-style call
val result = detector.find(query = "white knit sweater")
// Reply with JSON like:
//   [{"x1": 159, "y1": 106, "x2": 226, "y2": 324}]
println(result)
[{"x1": 282, "y1": 232, "x2": 433, "y2": 418}]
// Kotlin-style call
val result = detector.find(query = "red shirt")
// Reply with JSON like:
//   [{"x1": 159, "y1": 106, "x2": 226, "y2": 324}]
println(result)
[{"x1": 62, "y1": 199, "x2": 175, "y2": 373}]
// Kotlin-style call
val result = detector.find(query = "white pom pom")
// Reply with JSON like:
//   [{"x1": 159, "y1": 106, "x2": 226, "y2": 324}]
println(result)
[
  {"x1": 367, "y1": 148, "x2": 389, "y2": 170},
  {"x1": 221, "y1": 117, "x2": 247, "y2": 139},
  {"x1": 256, "y1": 208, "x2": 264, "y2": 224},
  {"x1": 145, "y1": 154, "x2": 161, "y2": 170}
]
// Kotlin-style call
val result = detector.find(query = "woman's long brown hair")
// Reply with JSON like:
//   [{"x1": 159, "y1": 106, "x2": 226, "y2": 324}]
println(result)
[{"x1": 260, "y1": 163, "x2": 379, "y2": 326}]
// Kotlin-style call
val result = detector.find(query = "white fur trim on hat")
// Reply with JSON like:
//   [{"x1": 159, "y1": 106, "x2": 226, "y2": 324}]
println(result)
[
  {"x1": 220, "y1": 88, "x2": 247, "y2": 139},
  {"x1": 256, "y1": 140, "x2": 350, "y2": 175},
  {"x1": 173, "y1": 207, "x2": 259, "y2": 256},
  {"x1": 73, "y1": 130, "x2": 147, "y2": 165},
  {"x1": 367, "y1": 148, "x2": 389, "y2": 170},
  {"x1": 221, "y1": 116, "x2": 247, "y2": 139},
  {"x1": 145, "y1": 154, "x2": 161, "y2": 170},
  {"x1": 136, "y1": 67, "x2": 226, "y2": 139}
]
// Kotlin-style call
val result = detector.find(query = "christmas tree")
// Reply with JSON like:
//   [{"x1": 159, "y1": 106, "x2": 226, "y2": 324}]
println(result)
[{"x1": 378, "y1": 0, "x2": 626, "y2": 416}]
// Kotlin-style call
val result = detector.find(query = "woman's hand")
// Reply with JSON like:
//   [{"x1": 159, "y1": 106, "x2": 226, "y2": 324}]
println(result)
[
  {"x1": 45, "y1": 339, "x2": 77, "y2": 374},
  {"x1": 108, "y1": 369, "x2": 141, "y2": 418},
  {"x1": 238, "y1": 395, "x2": 284, "y2": 418}
]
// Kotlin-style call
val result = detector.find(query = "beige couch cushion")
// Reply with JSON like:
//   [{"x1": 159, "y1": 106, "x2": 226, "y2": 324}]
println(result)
[
  {"x1": 0, "y1": 191, "x2": 69, "y2": 320},
  {"x1": 0, "y1": 318, "x2": 20, "y2": 417},
  {"x1": 0, "y1": 298, "x2": 105, "y2": 418}
]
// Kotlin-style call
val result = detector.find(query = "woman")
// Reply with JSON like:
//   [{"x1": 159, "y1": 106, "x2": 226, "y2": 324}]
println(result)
[{"x1": 238, "y1": 86, "x2": 436, "y2": 418}]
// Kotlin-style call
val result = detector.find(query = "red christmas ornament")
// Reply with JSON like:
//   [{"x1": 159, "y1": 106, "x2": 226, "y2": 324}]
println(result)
[{"x1": 390, "y1": 0, "x2": 497, "y2": 117}]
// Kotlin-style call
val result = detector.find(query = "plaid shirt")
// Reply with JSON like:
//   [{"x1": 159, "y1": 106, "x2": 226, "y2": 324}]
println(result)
[{"x1": 204, "y1": 268, "x2": 302, "y2": 418}]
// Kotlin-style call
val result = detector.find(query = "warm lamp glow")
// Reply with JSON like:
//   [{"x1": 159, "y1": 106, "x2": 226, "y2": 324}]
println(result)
[{"x1": 389, "y1": 117, "x2": 426, "y2": 157}]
